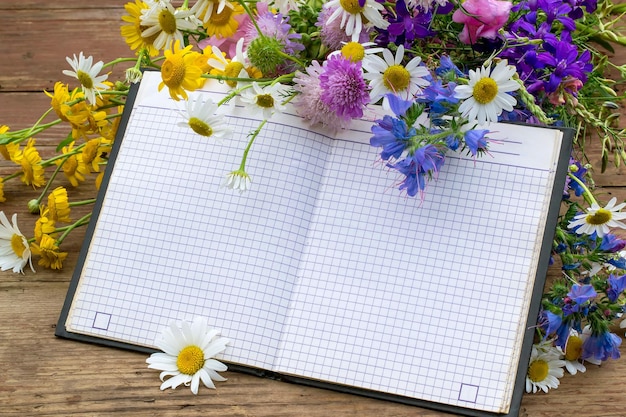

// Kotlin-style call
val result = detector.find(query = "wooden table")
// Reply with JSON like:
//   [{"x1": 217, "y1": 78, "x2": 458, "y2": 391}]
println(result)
[{"x1": 1, "y1": 1, "x2": 625, "y2": 416}]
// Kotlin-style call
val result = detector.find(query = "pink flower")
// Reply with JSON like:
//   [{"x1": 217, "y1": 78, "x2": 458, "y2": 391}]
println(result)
[{"x1": 452, "y1": 0, "x2": 512, "y2": 45}]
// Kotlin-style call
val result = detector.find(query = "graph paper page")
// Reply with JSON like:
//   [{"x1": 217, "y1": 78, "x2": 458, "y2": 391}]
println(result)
[
  {"x1": 65, "y1": 72, "x2": 341, "y2": 369},
  {"x1": 63, "y1": 71, "x2": 564, "y2": 414},
  {"x1": 275, "y1": 123, "x2": 562, "y2": 413}
]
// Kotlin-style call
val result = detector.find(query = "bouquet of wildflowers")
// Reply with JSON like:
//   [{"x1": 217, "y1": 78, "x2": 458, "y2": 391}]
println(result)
[{"x1": 1, "y1": 0, "x2": 626, "y2": 395}]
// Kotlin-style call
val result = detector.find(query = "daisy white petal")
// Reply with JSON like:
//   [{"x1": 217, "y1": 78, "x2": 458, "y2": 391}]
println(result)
[
  {"x1": 146, "y1": 317, "x2": 230, "y2": 394},
  {"x1": 454, "y1": 60, "x2": 520, "y2": 125},
  {"x1": 0, "y1": 211, "x2": 34, "y2": 273}
]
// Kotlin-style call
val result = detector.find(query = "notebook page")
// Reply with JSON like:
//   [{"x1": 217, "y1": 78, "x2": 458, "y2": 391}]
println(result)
[
  {"x1": 65, "y1": 73, "x2": 336, "y2": 369},
  {"x1": 275, "y1": 124, "x2": 562, "y2": 413}
]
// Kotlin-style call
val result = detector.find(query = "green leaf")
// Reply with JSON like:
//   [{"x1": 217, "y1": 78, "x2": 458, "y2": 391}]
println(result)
[{"x1": 56, "y1": 132, "x2": 74, "y2": 152}]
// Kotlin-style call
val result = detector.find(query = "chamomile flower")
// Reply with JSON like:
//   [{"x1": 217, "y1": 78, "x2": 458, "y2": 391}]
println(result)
[
  {"x1": 191, "y1": 0, "x2": 234, "y2": 24},
  {"x1": 454, "y1": 60, "x2": 520, "y2": 125},
  {"x1": 0, "y1": 211, "x2": 34, "y2": 274},
  {"x1": 177, "y1": 96, "x2": 233, "y2": 142},
  {"x1": 239, "y1": 82, "x2": 288, "y2": 120},
  {"x1": 62, "y1": 52, "x2": 110, "y2": 105},
  {"x1": 146, "y1": 317, "x2": 229, "y2": 395},
  {"x1": 323, "y1": 0, "x2": 389, "y2": 41},
  {"x1": 140, "y1": 1, "x2": 199, "y2": 51},
  {"x1": 362, "y1": 45, "x2": 430, "y2": 106},
  {"x1": 561, "y1": 330, "x2": 587, "y2": 375},
  {"x1": 568, "y1": 197, "x2": 626, "y2": 238},
  {"x1": 525, "y1": 344, "x2": 565, "y2": 393},
  {"x1": 222, "y1": 169, "x2": 252, "y2": 193},
  {"x1": 207, "y1": 39, "x2": 261, "y2": 88}
]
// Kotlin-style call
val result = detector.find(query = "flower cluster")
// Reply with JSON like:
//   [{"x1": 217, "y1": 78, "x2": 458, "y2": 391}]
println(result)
[{"x1": 1, "y1": 0, "x2": 625, "y2": 394}]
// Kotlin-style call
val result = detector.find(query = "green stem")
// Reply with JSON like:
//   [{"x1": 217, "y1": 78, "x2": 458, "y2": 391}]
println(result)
[
  {"x1": 56, "y1": 213, "x2": 92, "y2": 245},
  {"x1": 568, "y1": 171, "x2": 597, "y2": 206},
  {"x1": 239, "y1": 119, "x2": 268, "y2": 171},
  {"x1": 69, "y1": 198, "x2": 96, "y2": 207}
]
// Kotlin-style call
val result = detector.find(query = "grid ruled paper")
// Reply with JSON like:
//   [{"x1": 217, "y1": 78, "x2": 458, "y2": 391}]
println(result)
[{"x1": 65, "y1": 71, "x2": 563, "y2": 414}]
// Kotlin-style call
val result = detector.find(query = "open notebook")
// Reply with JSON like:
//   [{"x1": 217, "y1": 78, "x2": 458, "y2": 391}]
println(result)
[{"x1": 57, "y1": 71, "x2": 572, "y2": 417}]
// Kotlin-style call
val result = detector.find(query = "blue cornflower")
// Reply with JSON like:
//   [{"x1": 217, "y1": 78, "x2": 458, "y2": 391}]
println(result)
[
  {"x1": 607, "y1": 274, "x2": 626, "y2": 303},
  {"x1": 463, "y1": 129, "x2": 490, "y2": 156},
  {"x1": 389, "y1": 158, "x2": 426, "y2": 197},
  {"x1": 370, "y1": 116, "x2": 413, "y2": 160},
  {"x1": 435, "y1": 55, "x2": 464, "y2": 78},
  {"x1": 599, "y1": 234, "x2": 626, "y2": 252},
  {"x1": 582, "y1": 330, "x2": 622, "y2": 361},
  {"x1": 388, "y1": 144, "x2": 445, "y2": 198},
  {"x1": 563, "y1": 284, "x2": 597, "y2": 315},
  {"x1": 418, "y1": 80, "x2": 459, "y2": 119},
  {"x1": 386, "y1": 93, "x2": 413, "y2": 118},
  {"x1": 539, "y1": 310, "x2": 563, "y2": 337}
]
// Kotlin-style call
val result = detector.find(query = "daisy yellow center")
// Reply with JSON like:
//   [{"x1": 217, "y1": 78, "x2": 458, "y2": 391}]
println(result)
[
  {"x1": 586, "y1": 208, "x2": 612, "y2": 225},
  {"x1": 341, "y1": 42, "x2": 365, "y2": 62},
  {"x1": 527, "y1": 359, "x2": 549, "y2": 382},
  {"x1": 177, "y1": 345, "x2": 205, "y2": 375},
  {"x1": 224, "y1": 61, "x2": 244, "y2": 87},
  {"x1": 161, "y1": 55, "x2": 186, "y2": 89},
  {"x1": 11, "y1": 234, "x2": 26, "y2": 258},
  {"x1": 383, "y1": 65, "x2": 411, "y2": 93},
  {"x1": 158, "y1": 9, "x2": 178, "y2": 34},
  {"x1": 472, "y1": 77, "x2": 498, "y2": 104},
  {"x1": 340, "y1": 0, "x2": 363, "y2": 14},
  {"x1": 76, "y1": 70, "x2": 94, "y2": 89},
  {"x1": 565, "y1": 335, "x2": 583, "y2": 361},
  {"x1": 256, "y1": 94, "x2": 274, "y2": 109},
  {"x1": 210, "y1": 6, "x2": 234, "y2": 26},
  {"x1": 188, "y1": 117, "x2": 213, "y2": 137}
]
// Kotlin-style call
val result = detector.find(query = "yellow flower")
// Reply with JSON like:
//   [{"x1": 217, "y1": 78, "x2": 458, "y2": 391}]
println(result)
[
  {"x1": 121, "y1": 0, "x2": 160, "y2": 57},
  {"x1": 17, "y1": 139, "x2": 46, "y2": 187},
  {"x1": 95, "y1": 171, "x2": 105, "y2": 190},
  {"x1": 202, "y1": 1, "x2": 244, "y2": 38},
  {"x1": 34, "y1": 207, "x2": 57, "y2": 244},
  {"x1": 48, "y1": 187, "x2": 71, "y2": 223},
  {"x1": 0, "y1": 179, "x2": 6, "y2": 203},
  {"x1": 44, "y1": 82, "x2": 71, "y2": 122},
  {"x1": 81, "y1": 137, "x2": 108, "y2": 172},
  {"x1": 32, "y1": 234, "x2": 68, "y2": 270},
  {"x1": 1, "y1": 142, "x2": 20, "y2": 162},
  {"x1": 158, "y1": 41, "x2": 204, "y2": 101},
  {"x1": 57, "y1": 142, "x2": 89, "y2": 187}
]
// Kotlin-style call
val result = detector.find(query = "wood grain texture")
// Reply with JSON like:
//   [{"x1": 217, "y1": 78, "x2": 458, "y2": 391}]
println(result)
[{"x1": 1, "y1": 2, "x2": 626, "y2": 417}]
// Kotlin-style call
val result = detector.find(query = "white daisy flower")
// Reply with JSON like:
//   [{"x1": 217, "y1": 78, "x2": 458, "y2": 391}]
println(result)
[
  {"x1": 362, "y1": 45, "x2": 430, "y2": 106},
  {"x1": 177, "y1": 96, "x2": 233, "y2": 142},
  {"x1": 146, "y1": 317, "x2": 229, "y2": 395},
  {"x1": 328, "y1": 41, "x2": 384, "y2": 62},
  {"x1": 0, "y1": 211, "x2": 35, "y2": 274},
  {"x1": 62, "y1": 52, "x2": 110, "y2": 105},
  {"x1": 222, "y1": 170, "x2": 252, "y2": 193},
  {"x1": 238, "y1": 82, "x2": 288, "y2": 120},
  {"x1": 568, "y1": 197, "x2": 626, "y2": 238},
  {"x1": 525, "y1": 344, "x2": 565, "y2": 394},
  {"x1": 207, "y1": 39, "x2": 254, "y2": 87},
  {"x1": 191, "y1": 0, "x2": 234, "y2": 24},
  {"x1": 140, "y1": 1, "x2": 199, "y2": 51},
  {"x1": 454, "y1": 60, "x2": 520, "y2": 125},
  {"x1": 561, "y1": 330, "x2": 586, "y2": 375},
  {"x1": 323, "y1": 0, "x2": 389, "y2": 41}
]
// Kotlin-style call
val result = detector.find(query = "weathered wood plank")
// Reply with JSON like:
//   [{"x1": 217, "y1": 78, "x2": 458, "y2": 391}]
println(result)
[{"x1": 0, "y1": 6, "x2": 134, "y2": 92}]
